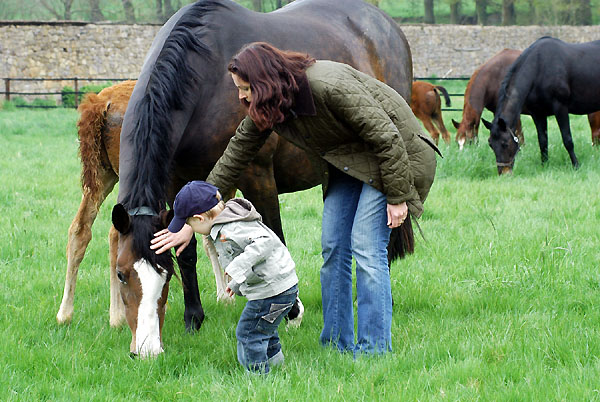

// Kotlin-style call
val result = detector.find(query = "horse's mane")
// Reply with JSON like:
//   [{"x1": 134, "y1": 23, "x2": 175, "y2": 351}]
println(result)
[
  {"x1": 121, "y1": 1, "x2": 226, "y2": 212},
  {"x1": 119, "y1": 1, "x2": 226, "y2": 270},
  {"x1": 496, "y1": 37, "x2": 549, "y2": 119}
]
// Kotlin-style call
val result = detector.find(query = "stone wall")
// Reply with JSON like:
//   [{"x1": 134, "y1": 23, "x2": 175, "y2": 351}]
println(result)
[{"x1": 1, "y1": 21, "x2": 599, "y2": 103}]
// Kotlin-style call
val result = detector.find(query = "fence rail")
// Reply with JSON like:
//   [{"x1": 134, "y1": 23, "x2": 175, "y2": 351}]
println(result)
[
  {"x1": 1, "y1": 77, "x2": 135, "y2": 108},
  {"x1": 1, "y1": 76, "x2": 469, "y2": 110}
]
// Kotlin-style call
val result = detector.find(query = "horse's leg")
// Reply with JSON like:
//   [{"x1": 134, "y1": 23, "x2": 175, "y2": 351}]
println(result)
[
  {"x1": 419, "y1": 116, "x2": 441, "y2": 145},
  {"x1": 554, "y1": 108, "x2": 579, "y2": 169},
  {"x1": 108, "y1": 225, "x2": 126, "y2": 326},
  {"x1": 57, "y1": 169, "x2": 117, "y2": 324},
  {"x1": 532, "y1": 115, "x2": 549, "y2": 165},
  {"x1": 239, "y1": 166, "x2": 303, "y2": 327},
  {"x1": 202, "y1": 235, "x2": 234, "y2": 303},
  {"x1": 433, "y1": 114, "x2": 451, "y2": 144},
  {"x1": 177, "y1": 235, "x2": 205, "y2": 331}
]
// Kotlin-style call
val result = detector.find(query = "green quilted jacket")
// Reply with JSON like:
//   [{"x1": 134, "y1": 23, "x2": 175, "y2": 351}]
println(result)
[{"x1": 207, "y1": 60, "x2": 438, "y2": 217}]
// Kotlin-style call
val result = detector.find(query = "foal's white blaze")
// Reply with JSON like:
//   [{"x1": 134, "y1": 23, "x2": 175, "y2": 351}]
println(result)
[
  {"x1": 458, "y1": 137, "x2": 466, "y2": 150},
  {"x1": 134, "y1": 259, "x2": 167, "y2": 358}
]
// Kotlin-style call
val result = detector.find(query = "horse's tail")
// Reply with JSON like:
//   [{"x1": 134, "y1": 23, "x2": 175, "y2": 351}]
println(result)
[
  {"x1": 76, "y1": 92, "x2": 108, "y2": 202},
  {"x1": 435, "y1": 85, "x2": 451, "y2": 107},
  {"x1": 387, "y1": 214, "x2": 415, "y2": 263}
]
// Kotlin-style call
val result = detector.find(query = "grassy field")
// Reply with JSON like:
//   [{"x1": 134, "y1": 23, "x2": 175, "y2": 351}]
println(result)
[{"x1": 1, "y1": 96, "x2": 600, "y2": 400}]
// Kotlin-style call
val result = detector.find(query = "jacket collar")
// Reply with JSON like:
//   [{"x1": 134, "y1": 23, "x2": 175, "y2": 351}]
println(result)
[{"x1": 290, "y1": 73, "x2": 316, "y2": 117}]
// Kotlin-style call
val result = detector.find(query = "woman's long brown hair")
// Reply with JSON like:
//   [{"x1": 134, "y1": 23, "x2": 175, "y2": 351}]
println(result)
[{"x1": 228, "y1": 42, "x2": 316, "y2": 131}]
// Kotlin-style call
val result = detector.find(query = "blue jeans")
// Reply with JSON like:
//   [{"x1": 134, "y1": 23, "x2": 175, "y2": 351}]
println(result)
[
  {"x1": 236, "y1": 284, "x2": 298, "y2": 373},
  {"x1": 320, "y1": 171, "x2": 392, "y2": 355}
]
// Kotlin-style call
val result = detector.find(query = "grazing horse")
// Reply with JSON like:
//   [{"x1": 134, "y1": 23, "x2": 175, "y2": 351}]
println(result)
[
  {"x1": 57, "y1": 81, "x2": 134, "y2": 327},
  {"x1": 452, "y1": 49, "x2": 526, "y2": 150},
  {"x1": 110, "y1": 0, "x2": 414, "y2": 357},
  {"x1": 410, "y1": 81, "x2": 451, "y2": 145},
  {"x1": 589, "y1": 112, "x2": 600, "y2": 146},
  {"x1": 482, "y1": 37, "x2": 600, "y2": 174}
]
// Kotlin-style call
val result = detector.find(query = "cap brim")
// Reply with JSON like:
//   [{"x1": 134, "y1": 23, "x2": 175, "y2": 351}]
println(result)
[{"x1": 168, "y1": 216, "x2": 187, "y2": 233}]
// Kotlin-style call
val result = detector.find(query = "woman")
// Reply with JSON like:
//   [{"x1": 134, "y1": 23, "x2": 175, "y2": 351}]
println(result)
[{"x1": 160, "y1": 42, "x2": 438, "y2": 355}]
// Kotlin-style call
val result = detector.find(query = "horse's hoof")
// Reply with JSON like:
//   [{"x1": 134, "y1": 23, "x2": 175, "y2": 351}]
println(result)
[{"x1": 286, "y1": 298, "x2": 304, "y2": 330}]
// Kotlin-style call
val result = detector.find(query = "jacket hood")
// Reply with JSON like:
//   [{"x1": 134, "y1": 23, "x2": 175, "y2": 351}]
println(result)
[{"x1": 212, "y1": 198, "x2": 262, "y2": 225}]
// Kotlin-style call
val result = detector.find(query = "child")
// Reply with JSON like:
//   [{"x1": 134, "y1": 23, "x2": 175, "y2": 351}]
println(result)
[{"x1": 151, "y1": 180, "x2": 298, "y2": 374}]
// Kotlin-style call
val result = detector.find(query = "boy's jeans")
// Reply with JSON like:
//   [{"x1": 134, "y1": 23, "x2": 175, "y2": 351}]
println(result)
[
  {"x1": 320, "y1": 171, "x2": 393, "y2": 355},
  {"x1": 236, "y1": 284, "x2": 298, "y2": 373}
]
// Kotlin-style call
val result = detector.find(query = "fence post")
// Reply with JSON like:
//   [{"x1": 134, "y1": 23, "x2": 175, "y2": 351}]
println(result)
[
  {"x1": 74, "y1": 77, "x2": 79, "y2": 108},
  {"x1": 4, "y1": 78, "x2": 9, "y2": 102}
]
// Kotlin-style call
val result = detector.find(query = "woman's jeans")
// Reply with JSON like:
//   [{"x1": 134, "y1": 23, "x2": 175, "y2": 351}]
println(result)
[
  {"x1": 236, "y1": 284, "x2": 298, "y2": 373},
  {"x1": 320, "y1": 172, "x2": 392, "y2": 355}
]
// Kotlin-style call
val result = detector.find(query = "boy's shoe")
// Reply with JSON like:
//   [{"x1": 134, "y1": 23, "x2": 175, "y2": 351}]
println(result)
[{"x1": 267, "y1": 350, "x2": 285, "y2": 367}]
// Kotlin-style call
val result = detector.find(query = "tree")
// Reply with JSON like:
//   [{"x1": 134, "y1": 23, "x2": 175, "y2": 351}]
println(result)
[
  {"x1": 40, "y1": 0, "x2": 73, "y2": 20},
  {"x1": 156, "y1": 0, "x2": 174, "y2": 22},
  {"x1": 475, "y1": 0, "x2": 488, "y2": 24},
  {"x1": 449, "y1": 0, "x2": 461, "y2": 24},
  {"x1": 502, "y1": 0, "x2": 516, "y2": 25},
  {"x1": 251, "y1": 0, "x2": 262, "y2": 12},
  {"x1": 424, "y1": 0, "x2": 435, "y2": 23},
  {"x1": 574, "y1": 0, "x2": 592, "y2": 25},
  {"x1": 89, "y1": 0, "x2": 104, "y2": 21},
  {"x1": 122, "y1": 0, "x2": 135, "y2": 23}
]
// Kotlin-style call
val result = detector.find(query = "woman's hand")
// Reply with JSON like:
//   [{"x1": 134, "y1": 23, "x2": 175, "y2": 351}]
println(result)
[
  {"x1": 150, "y1": 224, "x2": 195, "y2": 256},
  {"x1": 386, "y1": 202, "x2": 408, "y2": 229}
]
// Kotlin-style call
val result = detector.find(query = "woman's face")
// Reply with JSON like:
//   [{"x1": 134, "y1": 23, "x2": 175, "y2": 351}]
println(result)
[{"x1": 231, "y1": 73, "x2": 252, "y2": 104}]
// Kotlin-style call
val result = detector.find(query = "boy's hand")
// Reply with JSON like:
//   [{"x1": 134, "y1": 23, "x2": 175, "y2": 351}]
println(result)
[{"x1": 150, "y1": 224, "x2": 194, "y2": 256}]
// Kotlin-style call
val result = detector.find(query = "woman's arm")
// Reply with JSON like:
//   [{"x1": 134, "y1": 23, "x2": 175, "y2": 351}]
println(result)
[{"x1": 206, "y1": 116, "x2": 271, "y2": 196}]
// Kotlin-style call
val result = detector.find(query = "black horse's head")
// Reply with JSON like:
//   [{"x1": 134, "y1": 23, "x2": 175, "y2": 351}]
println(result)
[{"x1": 482, "y1": 117, "x2": 520, "y2": 175}]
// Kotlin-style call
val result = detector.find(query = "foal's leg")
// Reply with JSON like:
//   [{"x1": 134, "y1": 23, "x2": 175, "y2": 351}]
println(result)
[
  {"x1": 433, "y1": 113, "x2": 451, "y2": 144},
  {"x1": 202, "y1": 235, "x2": 233, "y2": 303},
  {"x1": 108, "y1": 225, "x2": 126, "y2": 326},
  {"x1": 57, "y1": 169, "x2": 117, "y2": 324},
  {"x1": 515, "y1": 118, "x2": 525, "y2": 146},
  {"x1": 239, "y1": 165, "x2": 304, "y2": 327},
  {"x1": 532, "y1": 115, "x2": 549, "y2": 165},
  {"x1": 554, "y1": 108, "x2": 579, "y2": 168},
  {"x1": 419, "y1": 116, "x2": 441, "y2": 145}
]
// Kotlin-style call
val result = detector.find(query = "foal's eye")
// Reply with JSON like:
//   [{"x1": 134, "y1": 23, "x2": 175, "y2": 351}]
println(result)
[{"x1": 117, "y1": 270, "x2": 128, "y2": 284}]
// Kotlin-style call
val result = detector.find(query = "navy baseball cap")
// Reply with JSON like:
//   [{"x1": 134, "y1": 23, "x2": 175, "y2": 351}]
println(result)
[{"x1": 168, "y1": 181, "x2": 220, "y2": 232}]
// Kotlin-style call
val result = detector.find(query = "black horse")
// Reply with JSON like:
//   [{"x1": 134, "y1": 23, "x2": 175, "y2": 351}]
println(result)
[
  {"x1": 482, "y1": 36, "x2": 600, "y2": 174},
  {"x1": 109, "y1": 0, "x2": 414, "y2": 357}
]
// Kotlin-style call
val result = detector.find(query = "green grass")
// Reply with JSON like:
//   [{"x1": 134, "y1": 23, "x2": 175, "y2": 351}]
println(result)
[{"x1": 1, "y1": 102, "x2": 600, "y2": 400}]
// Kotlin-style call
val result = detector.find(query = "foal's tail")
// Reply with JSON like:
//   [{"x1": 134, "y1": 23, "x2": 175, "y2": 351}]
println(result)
[
  {"x1": 387, "y1": 214, "x2": 415, "y2": 263},
  {"x1": 435, "y1": 85, "x2": 451, "y2": 107},
  {"x1": 76, "y1": 92, "x2": 108, "y2": 201}
]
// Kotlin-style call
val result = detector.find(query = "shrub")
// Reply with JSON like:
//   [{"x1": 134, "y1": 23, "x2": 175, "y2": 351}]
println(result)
[{"x1": 61, "y1": 82, "x2": 113, "y2": 108}]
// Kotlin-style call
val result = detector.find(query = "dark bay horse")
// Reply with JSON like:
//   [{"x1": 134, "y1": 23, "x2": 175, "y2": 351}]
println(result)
[
  {"x1": 410, "y1": 81, "x2": 451, "y2": 145},
  {"x1": 482, "y1": 37, "x2": 600, "y2": 174},
  {"x1": 111, "y1": 0, "x2": 413, "y2": 357},
  {"x1": 452, "y1": 49, "x2": 526, "y2": 150}
]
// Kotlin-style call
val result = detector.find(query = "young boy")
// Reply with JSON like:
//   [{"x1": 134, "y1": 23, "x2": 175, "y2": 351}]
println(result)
[{"x1": 151, "y1": 180, "x2": 298, "y2": 374}]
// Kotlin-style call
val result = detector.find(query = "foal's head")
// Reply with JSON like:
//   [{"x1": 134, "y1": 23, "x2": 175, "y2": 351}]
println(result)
[{"x1": 111, "y1": 204, "x2": 174, "y2": 358}]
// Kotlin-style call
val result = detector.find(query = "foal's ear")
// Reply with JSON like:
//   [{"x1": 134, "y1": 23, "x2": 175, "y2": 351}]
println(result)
[
  {"x1": 452, "y1": 119, "x2": 460, "y2": 129},
  {"x1": 112, "y1": 204, "x2": 131, "y2": 234},
  {"x1": 481, "y1": 118, "x2": 492, "y2": 130},
  {"x1": 159, "y1": 209, "x2": 174, "y2": 229}
]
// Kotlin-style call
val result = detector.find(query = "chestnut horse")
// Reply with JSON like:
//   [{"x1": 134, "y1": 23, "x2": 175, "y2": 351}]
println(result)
[
  {"x1": 410, "y1": 81, "x2": 451, "y2": 145},
  {"x1": 452, "y1": 49, "x2": 525, "y2": 150},
  {"x1": 482, "y1": 37, "x2": 600, "y2": 174},
  {"x1": 57, "y1": 81, "x2": 239, "y2": 331},
  {"x1": 57, "y1": 81, "x2": 134, "y2": 327},
  {"x1": 109, "y1": 0, "x2": 414, "y2": 357}
]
